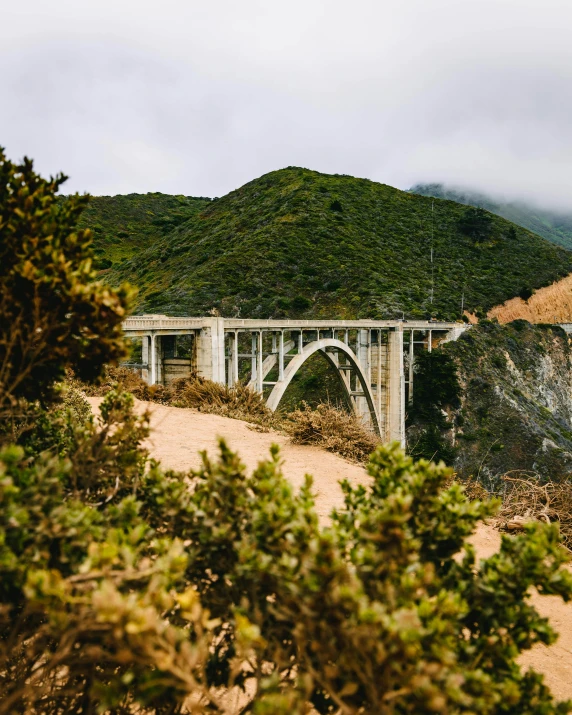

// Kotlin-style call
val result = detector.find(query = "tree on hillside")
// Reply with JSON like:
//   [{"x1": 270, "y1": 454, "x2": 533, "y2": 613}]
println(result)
[
  {"x1": 458, "y1": 206, "x2": 494, "y2": 244},
  {"x1": 1, "y1": 151, "x2": 571, "y2": 713}
]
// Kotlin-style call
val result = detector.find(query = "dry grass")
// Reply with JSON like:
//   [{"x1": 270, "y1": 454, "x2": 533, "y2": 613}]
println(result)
[
  {"x1": 75, "y1": 366, "x2": 275, "y2": 425},
  {"x1": 454, "y1": 476, "x2": 491, "y2": 502},
  {"x1": 75, "y1": 365, "x2": 160, "y2": 400},
  {"x1": 489, "y1": 272, "x2": 572, "y2": 323},
  {"x1": 167, "y1": 376, "x2": 273, "y2": 423},
  {"x1": 496, "y1": 474, "x2": 572, "y2": 551},
  {"x1": 286, "y1": 402, "x2": 380, "y2": 463}
]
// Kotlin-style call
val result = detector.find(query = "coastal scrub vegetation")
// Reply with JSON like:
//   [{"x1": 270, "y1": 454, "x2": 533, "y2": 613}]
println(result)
[
  {"x1": 0, "y1": 148, "x2": 131, "y2": 439},
  {"x1": 444, "y1": 320, "x2": 572, "y2": 482},
  {"x1": 87, "y1": 167, "x2": 572, "y2": 320},
  {"x1": 3, "y1": 153, "x2": 572, "y2": 713},
  {"x1": 77, "y1": 192, "x2": 211, "y2": 269}
]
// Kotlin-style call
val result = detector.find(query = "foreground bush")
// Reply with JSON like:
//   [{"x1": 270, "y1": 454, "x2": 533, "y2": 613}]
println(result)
[
  {"x1": 0, "y1": 149, "x2": 131, "y2": 435},
  {"x1": 2, "y1": 149, "x2": 572, "y2": 713},
  {"x1": 1, "y1": 397, "x2": 571, "y2": 713}
]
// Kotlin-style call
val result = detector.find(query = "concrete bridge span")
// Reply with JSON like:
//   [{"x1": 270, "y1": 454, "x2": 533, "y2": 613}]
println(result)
[{"x1": 122, "y1": 316, "x2": 468, "y2": 446}]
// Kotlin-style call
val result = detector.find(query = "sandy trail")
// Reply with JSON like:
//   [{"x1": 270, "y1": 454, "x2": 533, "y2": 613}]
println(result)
[
  {"x1": 88, "y1": 397, "x2": 572, "y2": 701},
  {"x1": 88, "y1": 397, "x2": 367, "y2": 524}
]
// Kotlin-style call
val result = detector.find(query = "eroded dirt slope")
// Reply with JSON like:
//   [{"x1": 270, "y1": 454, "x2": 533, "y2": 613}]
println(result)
[{"x1": 489, "y1": 272, "x2": 572, "y2": 323}]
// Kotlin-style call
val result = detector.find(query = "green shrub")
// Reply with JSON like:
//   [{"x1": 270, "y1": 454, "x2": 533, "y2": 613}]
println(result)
[
  {"x1": 0, "y1": 149, "x2": 131, "y2": 431},
  {"x1": 2, "y1": 416, "x2": 572, "y2": 713},
  {"x1": 458, "y1": 206, "x2": 494, "y2": 243},
  {"x1": 292, "y1": 295, "x2": 311, "y2": 312},
  {"x1": 407, "y1": 351, "x2": 460, "y2": 464}
]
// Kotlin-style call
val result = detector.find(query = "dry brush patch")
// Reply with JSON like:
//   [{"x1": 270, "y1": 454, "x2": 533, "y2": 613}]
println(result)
[
  {"x1": 78, "y1": 366, "x2": 276, "y2": 425},
  {"x1": 285, "y1": 402, "x2": 380, "y2": 463},
  {"x1": 496, "y1": 473, "x2": 572, "y2": 551}
]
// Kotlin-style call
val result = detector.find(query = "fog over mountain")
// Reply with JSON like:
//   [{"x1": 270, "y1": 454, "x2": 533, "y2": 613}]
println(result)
[
  {"x1": 410, "y1": 183, "x2": 572, "y2": 250},
  {"x1": 3, "y1": 0, "x2": 572, "y2": 209}
]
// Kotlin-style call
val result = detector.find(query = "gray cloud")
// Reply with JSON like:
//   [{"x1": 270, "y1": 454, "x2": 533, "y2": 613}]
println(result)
[{"x1": 2, "y1": 0, "x2": 572, "y2": 208}]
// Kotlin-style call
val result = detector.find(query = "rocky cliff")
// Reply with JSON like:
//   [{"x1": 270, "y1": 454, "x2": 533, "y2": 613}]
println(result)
[{"x1": 409, "y1": 321, "x2": 572, "y2": 484}]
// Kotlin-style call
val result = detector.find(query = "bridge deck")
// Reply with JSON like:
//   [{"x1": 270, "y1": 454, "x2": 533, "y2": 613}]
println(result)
[{"x1": 122, "y1": 315, "x2": 464, "y2": 333}]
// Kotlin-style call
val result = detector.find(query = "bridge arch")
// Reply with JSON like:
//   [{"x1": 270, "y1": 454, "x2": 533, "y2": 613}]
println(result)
[{"x1": 265, "y1": 338, "x2": 380, "y2": 435}]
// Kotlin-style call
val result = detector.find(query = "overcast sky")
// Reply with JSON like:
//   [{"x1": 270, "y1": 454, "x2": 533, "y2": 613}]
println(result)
[{"x1": 2, "y1": 0, "x2": 572, "y2": 208}]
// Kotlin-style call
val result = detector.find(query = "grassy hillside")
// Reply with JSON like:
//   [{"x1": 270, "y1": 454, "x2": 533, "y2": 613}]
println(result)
[
  {"x1": 78, "y1": 193, "x2": 211, "y2": 268},
  {"x1": 411, "y1": 183, "x2": 572, "y2": 250},
  {"x1": 85, "y1": 168, "x2": 572, "y2": 319}
]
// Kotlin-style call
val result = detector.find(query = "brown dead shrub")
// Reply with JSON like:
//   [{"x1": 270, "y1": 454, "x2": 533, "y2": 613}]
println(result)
[
  {"x1": 497, "y1": 474, "x2": 572, "y2": 551},
  {"x1": 76, "y1": 365, "x2": 157, "y2": 400},
  {"x1": 286, "y1": 402, "x2": 380, "y2": 463},
  {"x1": 168, "y1": 375, "x2": 273, "y2": 423}
]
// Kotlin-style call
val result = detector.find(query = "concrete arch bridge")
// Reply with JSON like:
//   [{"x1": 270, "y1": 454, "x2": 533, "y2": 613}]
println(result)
[{"x1": 122, "y1": 316, "x2": 467, "y2": 446}]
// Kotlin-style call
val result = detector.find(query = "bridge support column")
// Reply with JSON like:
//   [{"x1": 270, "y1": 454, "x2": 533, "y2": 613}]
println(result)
[
  {"x1": 228, "y1": 331, "x2": 239, "y2": 386},
  {"x1": 256, "y1": 331, "x2": 263, "y2": 393},
  {"x1": 196, "y1": 318, "x2": 226, "y2": 384},
  {"x1": 354, "y1": 329, "x2": 371, "y2": 427},
  {"x1": 150, "y1": 334, "x2": 157, "y2": 385},
  {"x1": 408, "y1": 329, "x2": 414, "y2": 404},
  {"x1": 142, "y1": 335, "x2": 150, "y2": 383},
  {"x1": 278, "y1": 331, "x2": 285, "y2": 380},
  {"x1": 387, "y1": 327, "x2": 405, "y2": 447},
  {"x1": 156, "y1": 336, "x2": 163, "y2": 385}
]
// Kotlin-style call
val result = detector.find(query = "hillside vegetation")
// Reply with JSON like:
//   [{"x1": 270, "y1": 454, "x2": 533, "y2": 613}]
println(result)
[
  {"x1": 78, "y1": 193, "x2": 210, "y2": 268},
  {"x1": 411, "y1": 182, "x2": 572, "y2": 250},
  {"x1": 87, "y1": 168, "x2": 572, "y2": 320}
]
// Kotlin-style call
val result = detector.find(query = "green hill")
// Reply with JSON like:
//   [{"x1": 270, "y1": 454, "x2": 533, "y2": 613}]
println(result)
[
  {"x1": 78, "y1": 193, "x2": 211, "y2": 268},
  {"x1": 85, "y1": 168, "x2": 572, "y2": 319},
  {"x1": 410, "y1": 183, "x2": 572, "y2": 251}
]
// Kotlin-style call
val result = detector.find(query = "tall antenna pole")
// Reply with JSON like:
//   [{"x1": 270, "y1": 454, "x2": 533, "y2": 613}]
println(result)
[{"x1": 430, "y1": 200, "x2": 435, "y2": 306}]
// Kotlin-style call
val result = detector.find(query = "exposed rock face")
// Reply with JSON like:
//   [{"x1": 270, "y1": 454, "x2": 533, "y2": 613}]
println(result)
[{"x1": 416, "y1": 321, "x2": 572, "y2": 484}]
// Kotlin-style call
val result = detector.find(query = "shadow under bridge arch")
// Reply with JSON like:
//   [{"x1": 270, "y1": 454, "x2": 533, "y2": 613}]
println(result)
[{"x1": 265, "y1": 338, "x2": 381, "y2": 436}]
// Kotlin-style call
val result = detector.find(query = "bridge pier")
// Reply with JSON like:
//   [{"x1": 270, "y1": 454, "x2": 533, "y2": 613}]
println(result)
[
  {"x1": 387, "y1": 326, "x2": 405, "y2": 444},
  {"x1": 195, "y1": 318, "x2": 226, "y2": 384}
]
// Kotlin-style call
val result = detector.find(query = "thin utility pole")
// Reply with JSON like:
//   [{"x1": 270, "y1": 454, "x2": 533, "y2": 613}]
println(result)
[{"x1": 430, "y1": 200, "x2": 435, "y2": 305}]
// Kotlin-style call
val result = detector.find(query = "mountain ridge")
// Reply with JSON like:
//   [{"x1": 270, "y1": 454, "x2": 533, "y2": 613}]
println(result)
[{"x1": 81, "y1": 167, "x2": 572, "y2": 320}]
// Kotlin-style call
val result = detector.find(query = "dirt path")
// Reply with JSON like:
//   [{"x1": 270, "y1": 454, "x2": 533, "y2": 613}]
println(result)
[
  {"x1": 88, "y1": 398, "x2": 572, "y2": 702},
  {"x1": 88, "y1": 398, "x2": 367, "y2": 524}
]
